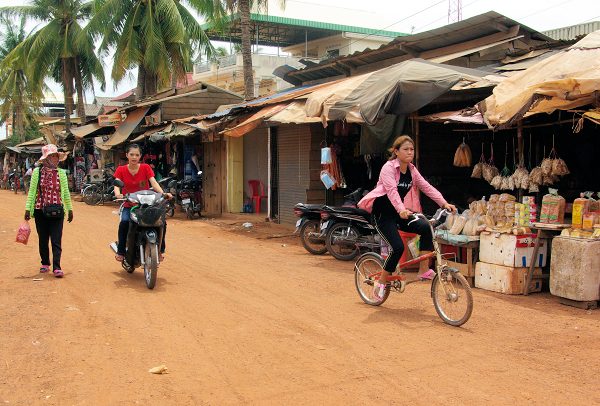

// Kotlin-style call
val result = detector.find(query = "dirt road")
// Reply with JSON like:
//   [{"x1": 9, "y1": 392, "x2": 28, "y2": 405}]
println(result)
[{"x1": 1, "y1": 191, "x2": 599, "y2": 405}]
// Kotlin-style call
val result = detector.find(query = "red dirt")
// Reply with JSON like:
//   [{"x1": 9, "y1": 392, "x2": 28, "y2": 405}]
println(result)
[{"x1": 1, "y1": 191, "x2": 599, "y2": 405}]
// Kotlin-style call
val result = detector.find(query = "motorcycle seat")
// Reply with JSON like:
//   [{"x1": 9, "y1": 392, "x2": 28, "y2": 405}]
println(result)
[{"x1": 326, "y1": 206, "x2": 371, "y2": 217}]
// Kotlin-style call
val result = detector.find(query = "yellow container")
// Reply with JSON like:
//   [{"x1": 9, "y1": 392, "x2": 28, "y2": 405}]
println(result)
[{"x1": 572, "y1": 197, "x2": 589, "y2": 228}]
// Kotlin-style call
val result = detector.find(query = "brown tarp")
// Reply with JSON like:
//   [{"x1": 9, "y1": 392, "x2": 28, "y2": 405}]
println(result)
[
  {"x1": 103, "y1": 107, "x2": 150, "y2": 147},
  {"x1": 220, "y1": 103, "x2": 289, "y2": 137},
  {"x1": 480, "y1": 30, "x2": 600, "y2": 128},
  {"x1": 71, "y1": 123, "x2": 102, "y2": 139},
  {"x1": 304, "y1": 58, "x2": 492, "y2": 126}
]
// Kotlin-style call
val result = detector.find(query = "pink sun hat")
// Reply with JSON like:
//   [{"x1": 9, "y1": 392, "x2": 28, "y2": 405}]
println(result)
[{"x1": 38, "y1": 144, "x2": 68, "y2": 163}]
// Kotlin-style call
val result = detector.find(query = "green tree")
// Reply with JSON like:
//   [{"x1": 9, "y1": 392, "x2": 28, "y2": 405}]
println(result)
[
  {"x1": 212, "y1": 1, "x2": 285, "y2": 100},
  {"x1": 0, "y1": 15, "x2": 41, "y2": 143},
  {"x1": 0, "y1": 1, "x2": 106, "y2": 133},
  {"x1": 86, "y1": 0, "x2": 218, "y2": 100}
]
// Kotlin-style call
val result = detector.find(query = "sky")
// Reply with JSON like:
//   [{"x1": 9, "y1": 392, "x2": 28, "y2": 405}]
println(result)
[{"x1": 0, "y1": 0, "x2": 598, "y2": 133}]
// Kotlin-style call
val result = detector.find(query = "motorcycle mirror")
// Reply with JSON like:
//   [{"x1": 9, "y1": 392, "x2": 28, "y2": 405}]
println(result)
[{"x1": 113, "y1": 179, "x2": 124, "y2": 188}]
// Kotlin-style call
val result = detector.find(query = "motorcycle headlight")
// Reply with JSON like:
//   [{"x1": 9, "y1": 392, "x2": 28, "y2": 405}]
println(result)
[{"x1": 138, "y1": 194, "x2": 156, "y2": 205}]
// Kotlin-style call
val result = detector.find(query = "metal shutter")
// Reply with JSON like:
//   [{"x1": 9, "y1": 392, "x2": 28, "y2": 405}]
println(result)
[{"x1": 277, "y1": 124, "x2": 310, "y2": 224}]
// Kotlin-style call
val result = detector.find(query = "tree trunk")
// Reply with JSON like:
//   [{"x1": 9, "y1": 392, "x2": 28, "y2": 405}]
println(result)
[
  {"x1": 145, "y1": 73, "x2": 158, "y2": 98},
  {"x1": 74, "y1": 56, "x2": 86, "y2": 122},
  {"x1": 136, "y1": 65, "x2": 146, "y2": 101},
  {"x1": 239, "y1": 0, "x2": 254, "y2": 100},
  {"x1": 14, "y1": 72, "x2": 25, "y2": 143},
  {"x1": 61, "y1": 58, "x2": 74, "y2": 133}
]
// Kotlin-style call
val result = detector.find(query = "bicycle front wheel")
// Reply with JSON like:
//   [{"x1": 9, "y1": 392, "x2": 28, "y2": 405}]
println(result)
[
  {"x1": 431, "y1": 268, "x2": 473, "y2": 327},
  {"x1": 354, "y1": 252, "x2": 389, "y2": 306}
]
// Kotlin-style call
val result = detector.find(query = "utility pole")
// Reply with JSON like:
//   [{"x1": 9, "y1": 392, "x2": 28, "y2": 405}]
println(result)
[{"x1": 448, "y1": 0, "x2": 463, "y2": 23}]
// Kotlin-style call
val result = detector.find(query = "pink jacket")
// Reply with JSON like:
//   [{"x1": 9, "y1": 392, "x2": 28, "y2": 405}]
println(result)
[{"x1": 358, "y1": 160, "x2": 447, "y2": 214}]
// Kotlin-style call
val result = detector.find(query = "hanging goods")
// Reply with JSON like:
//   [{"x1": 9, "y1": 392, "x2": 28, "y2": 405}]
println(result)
[
  {"x1": 471, "y1": 143, "x2": 485, "y2": 179},
  {"x1": 320, "y1": 170, "x2": 336, "y2": 189},
  {"x1": 320, "y1": 142, "x2": 332, "y2": 165},
  {"x1": 453, "y1": 138, "x2": 472, "y2": 167}
]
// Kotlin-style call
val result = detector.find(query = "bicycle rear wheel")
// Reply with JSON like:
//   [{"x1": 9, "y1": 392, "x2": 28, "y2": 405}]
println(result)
[
  {"x1": 431, "y1": 268, "x2": 473, "y2": 326},
  {"x1": 354, "y1": 252, "x2": 389, "y2": 306}
]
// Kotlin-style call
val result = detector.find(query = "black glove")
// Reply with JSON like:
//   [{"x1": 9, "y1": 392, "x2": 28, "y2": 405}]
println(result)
[
  {"x1": 24, "y1": 211, "x2": 30, "y2": 221},
  {"x1": 67, "y1": 210, "x2": 73, "y2": 223}
]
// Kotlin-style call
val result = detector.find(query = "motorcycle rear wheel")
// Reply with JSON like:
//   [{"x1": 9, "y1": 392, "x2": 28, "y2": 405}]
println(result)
[
  {"x1": 185, "y1": 206, "x2": 195, "y2": 219},
  {"x1": 326, "y1": 222, "x2": 360, "y2": 261},
  {"x1": 300, "y1": 220, "x2": 327, "y2": 255},
  {"x1": 144, "y1": 241, "x2": 159, "y2": 289}
]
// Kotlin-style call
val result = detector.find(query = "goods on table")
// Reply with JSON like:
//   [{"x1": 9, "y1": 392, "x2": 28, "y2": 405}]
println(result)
[
  {"x1": 540, "y1": 188, "x2": 565, "y2": 224},
  {"x1": 550, "y1": 237, "x2": 600, "y2": 301},
  {"x1": 572, "y1": 194, "x2": 590, "y2": 228}
]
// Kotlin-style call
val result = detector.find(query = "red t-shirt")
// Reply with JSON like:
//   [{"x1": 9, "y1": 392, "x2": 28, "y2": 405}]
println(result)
[{"x1": 114, "y1": 163, "x2": 155, "y2": 207}]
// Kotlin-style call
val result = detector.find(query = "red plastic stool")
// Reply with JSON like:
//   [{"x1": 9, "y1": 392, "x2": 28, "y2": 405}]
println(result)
[{"x1": 248, "y1": 179, "x2": 267, "y2": 213}]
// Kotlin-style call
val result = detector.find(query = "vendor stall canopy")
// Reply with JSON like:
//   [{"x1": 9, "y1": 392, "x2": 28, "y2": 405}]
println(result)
[
  {"x1": 198, "y1": 58, "x2": 498, "y2": 138},
  {"x1": 480, "y1": 30, "x2": 600, "y2": 129}
]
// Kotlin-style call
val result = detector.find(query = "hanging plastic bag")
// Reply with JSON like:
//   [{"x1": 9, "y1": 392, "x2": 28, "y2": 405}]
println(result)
[
  {"x1": 16, "y1": 221, "x2": 31, "y2": 245},
  {"x1": 320, "y1": 146, "x2": 332, "y2": 164},
  {"x1": 320, "y1": 170, "x2": 336, "y2": 189}
]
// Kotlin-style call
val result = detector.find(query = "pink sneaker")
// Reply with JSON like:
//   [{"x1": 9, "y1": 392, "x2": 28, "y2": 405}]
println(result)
[
  {"x1": 418, "y1": 269, "x2": 435, "y2": 280},
  {"x1": 372, "y1": 282, "x2": 387, "y2": 300}
]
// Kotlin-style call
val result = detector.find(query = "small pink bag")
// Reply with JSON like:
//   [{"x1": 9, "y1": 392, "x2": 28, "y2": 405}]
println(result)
[{"x1": 16, "y1": 221, "x2": 31, "y2": 245}]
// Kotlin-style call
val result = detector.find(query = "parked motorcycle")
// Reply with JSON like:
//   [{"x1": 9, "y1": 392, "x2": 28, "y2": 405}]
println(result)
[
  {"x1": 320, "y1": 189, "x2": 378, "y2": 261},
  {"x1": 110, "y1": 179, "x2": 173, "y2": 289},
  {"x1": 157, "y1": 176, "x2": 177, "y2": 217},
  {"x1": 293, "y1": 203, "x2": 327, "y2": 255},
  {"x1": 179, "y1": 171, "x2": 203, "y2": 219}
]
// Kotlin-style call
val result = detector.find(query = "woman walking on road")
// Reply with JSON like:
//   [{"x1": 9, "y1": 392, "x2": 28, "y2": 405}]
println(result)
[
  {"x1": 113, "y1": 143, "x2": 172, "y2": 263},
  {"x1": 24, "y1": 144, "x2": 73, "y2": 278},
  {"x1": 358, "y1": 135, "x2": 456, "y2": 299}
]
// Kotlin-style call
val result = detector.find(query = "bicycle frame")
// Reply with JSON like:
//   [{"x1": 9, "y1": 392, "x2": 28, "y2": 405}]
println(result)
[{"x1": 371, "y1": 212, "x2": 449, "y2": 284}]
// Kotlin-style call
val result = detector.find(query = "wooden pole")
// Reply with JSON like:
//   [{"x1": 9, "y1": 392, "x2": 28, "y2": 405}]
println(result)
[
  {"x1": 517, "y1": 120, "x2": 524, "y2": 202},
  {"x1": 414, "y1": 114, "x2": 420, "y2": 168}
]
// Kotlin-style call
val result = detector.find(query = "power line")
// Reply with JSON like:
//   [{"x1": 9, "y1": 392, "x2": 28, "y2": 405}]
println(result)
[
  {"x1": 516, "y1": 0, "x2": 578, "y2": 21},
  {"x1": 338, "y1": 0, "x2": 447, "y2": 50},
  {"x1": 413, "y1": 0, "x2": 483, "y2": 32}
]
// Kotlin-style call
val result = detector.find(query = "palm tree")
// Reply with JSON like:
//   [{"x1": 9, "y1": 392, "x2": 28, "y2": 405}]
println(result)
[
  {"x1": 0, "y1": 1, "x2": 106, "y2": 132},
  {"x1": 0, "y1": 16, "x2": 40, "y2": 143},
  {"x1": 213, "y1": 1, "x2": 285, "y2": 100},
  {"x1": 86, "y1": 0, "x2": 218, "y2": 101}
]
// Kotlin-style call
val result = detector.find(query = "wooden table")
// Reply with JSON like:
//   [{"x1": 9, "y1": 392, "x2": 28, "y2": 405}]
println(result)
[{"x1": 523, "y1": 223, "x2": 570, "y2": 295}]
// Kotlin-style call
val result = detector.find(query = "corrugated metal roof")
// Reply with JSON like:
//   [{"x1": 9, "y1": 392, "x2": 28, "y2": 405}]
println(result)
[
  {"x1": 543, "y1": 21, "x2": 600, "y2": 40},
  {"x1": 282, "y1": 11, "x2": 553, "y2": 85},
  {"x1": 202, "y1": 13, "x2": 405, "y2": 47}
]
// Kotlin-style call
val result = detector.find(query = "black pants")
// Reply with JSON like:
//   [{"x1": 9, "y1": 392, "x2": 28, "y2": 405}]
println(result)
[
  {"x1": 373, "y1": 211, "x2": 433, "y2": 274},
  {"x1": 34, "y1": 209, "x2": 64, "y2": 270}
]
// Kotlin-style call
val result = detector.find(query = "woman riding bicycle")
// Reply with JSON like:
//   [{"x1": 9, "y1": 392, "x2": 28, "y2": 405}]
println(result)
[
  {"x1": 358, "y1": 135, "x2": 456, "y2": 300},
  {"x1": 113, "y1": 144, "x2": 172, "y2": 263}
]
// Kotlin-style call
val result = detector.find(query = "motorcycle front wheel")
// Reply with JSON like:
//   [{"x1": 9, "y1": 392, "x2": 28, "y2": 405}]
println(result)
[{"x1": 144, "y1": 240, "x2": 159, "y2": 289}]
